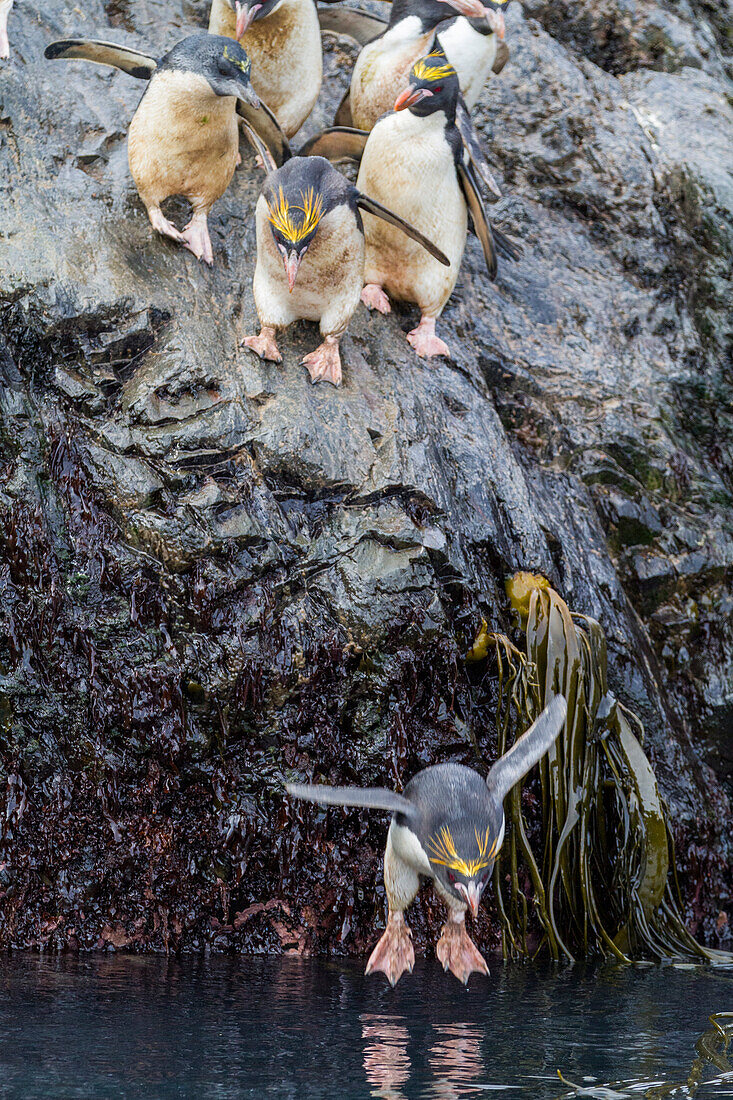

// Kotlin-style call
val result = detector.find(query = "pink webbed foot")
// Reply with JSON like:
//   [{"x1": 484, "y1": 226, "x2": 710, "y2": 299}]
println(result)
[
  {"x1": 361, "y1": 284, "x2": 391, "y2": 315},
  {"x1": 407, "y1": 316, "x2": 451, "y2": 359},
  {"x1": 366, "y1": 912, "x2": 415, "y2": 987},
  {"x1": 148, "y1": 207, "x2": 186, "y2": 246},
  {"x1": 302, "y1": 337, "x2": 342, "y2": 387},
  {"x1": 436, "y1": 915, "x2": 489, "y2": 985},
  {"x1": 242, "y1": 326, "x2": 282, "y2": 363},
  {"x1": 181, "y1": 213, "x2": 214, "y2": 265}
]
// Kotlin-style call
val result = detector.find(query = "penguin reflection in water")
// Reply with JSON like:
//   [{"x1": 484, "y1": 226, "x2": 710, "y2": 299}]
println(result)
[
  {"x1": 355, "y1": 48, "x2": 519, "y2": 358},
  {"x1": 45, "y1": 34, "x2": 289, "y2": 264},
  {"x1": 242, "y1": 146, "x2": 449, "y2": 386},
  {"x1": 288, "y1": 696, "x2": 566, "y2": 986}
]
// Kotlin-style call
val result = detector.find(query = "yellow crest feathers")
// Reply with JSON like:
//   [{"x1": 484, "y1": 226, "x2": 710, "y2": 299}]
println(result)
[
  {"x1": 426, "y1": 824, "x2": 497, "y2": 878},
  {"x1": 266, "y1": 186, "x2": 324, "y2": 244},
  {"x1": 222, "y1": 44, "x2": 251, "y2": 74},
  {"x1": 412, "y1": 50, "x2": 456, "y2": 83}
]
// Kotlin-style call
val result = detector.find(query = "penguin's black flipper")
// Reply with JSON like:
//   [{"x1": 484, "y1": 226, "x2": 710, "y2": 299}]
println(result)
[
  {"x1": 334, "y1": 91, "x2": 354, "y2": 128},
  {"x1": 317, "y1": 5, "x2": 388, "y2": 45},
  {"x1": 492, "y1": 40, "x2": 510, "y2": 74},
  {"x1": 299, "y1": 127, "x2": 368, "y2": 163},
  {"x1": 492, "y1": 224, "x2": 521, "y2": 262},
  {"x1": 457, "y1": 161, "x2": 498, "y2": 279},
  {"x1": 455, "y1": 99, "x2": 501, "y2": 200},
  {"x1": 44, "y1": 38, "x2": 157, "y2": 78},
  {"x1": 240, "y1": 121, "x2": 278, "y2": 174},
  {"x1": 487, "y1": 695, "x2": 567, "y2": 802},
  {"x1": 355, "y1": 194, "x2": 450, "y2": 266},
  {"x1": 286, "y1": 783, "x2": 415, "y2": 816},
  {"x1": 236, "y1": 98, "x2": 291, "y2": 166}
]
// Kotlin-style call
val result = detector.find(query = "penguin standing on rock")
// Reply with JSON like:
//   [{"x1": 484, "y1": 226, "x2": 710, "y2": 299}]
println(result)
[
  {"x1": 323, "y1": 0, "x2": 508, "y2": 132},
  {"x1": 242, "y1": 149, "x2": 448, "y2": 386},
  {"x1": 45, "y1": 34, "x2": 290, "y2": 264},
  {"x1": 288, "y1": 696, "x2": 567, "y2": 986},
  {"x1": 209, "y1": 0, "x2": 327, "y2": 136},
  {"x1": 355, "y1": 48, "x2": 519, "y2": 358},
  {"x1": 0, "y1": 0, "x2": 12, "y2": 59}
]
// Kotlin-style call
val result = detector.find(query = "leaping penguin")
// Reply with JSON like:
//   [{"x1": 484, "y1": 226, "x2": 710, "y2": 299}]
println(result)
[
  {"x1": 45, "y1": 34, "x2": 290, "y2": 264},
  {"x1": 320, "y1": 0, "x2": 508, "y2": 131},
  {"x1": 209, "y1": 0, "x2": 331, "y2": 136},
  {"x1": 289, "y1": 696, "x2": 567, "y2": 985},
  {"x1": 241, "y1": 144, "x2": 448, "y2": 386},
  {"x1": 354, "y1": 48, "x2": 520, "y2": 358}
]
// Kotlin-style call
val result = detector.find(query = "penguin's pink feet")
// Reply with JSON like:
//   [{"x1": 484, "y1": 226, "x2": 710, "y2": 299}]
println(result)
[
  {"x1": 302, "y1": 336, "x2": 342, "y2": 387},
  {"x1": 242, "y1": 326, "x2": 282, "y2": 363},
  {"x1": 436, "y1": 913, "x2": 489, "y2": 985},
  {"x1": 181, "y1": 212, "x2": 214, "y2": 265},
  {"x1": 366, "y1": 912, "x2": 414, "y2": 987},
  {"x1": 148, "y1": 206, "x2": 186, "y2": 245},
  {"x1": 361, "y1": 284, "x2": 391, "y2": 314},
  {"x1": 407, "y1": 316, "x2": 451, "y2": 359}
]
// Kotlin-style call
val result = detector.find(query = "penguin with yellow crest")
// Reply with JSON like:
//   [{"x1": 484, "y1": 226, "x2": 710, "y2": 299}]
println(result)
[{"x1": 242, "y1": 146, "x2": 448, "y2": 386}]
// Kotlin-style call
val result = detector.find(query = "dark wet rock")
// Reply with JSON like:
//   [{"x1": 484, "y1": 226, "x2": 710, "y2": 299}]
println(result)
[{"x1": 0, "y1": 0, "x2": 731, "y2": 953}]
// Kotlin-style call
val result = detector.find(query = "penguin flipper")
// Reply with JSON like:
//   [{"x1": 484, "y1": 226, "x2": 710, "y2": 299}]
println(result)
[
  {"x1": 492, "y1": 40, "x2": 510, "y2": 75},
  {"x1": 457, "y1": 162, "x2": 497, "y2": 279},
  {"x1": 44, "y1": 38, "x2": 157, "y2": 79},
  {"x1": 236, "y1": 99, "x2": 291, "y2": 166},
  {"x1": 299, "y1": 127, "x2": 368, "y2": 163},
  {"x1": 335, "y1": 90, "x2": 354, "y2": 128},
  {"x1": 456, "y1": 99, "x2": 502, "y2": 200},
  {"x1": 286, "y1": 783, "x2": 415, "y2": 816},
  {"x1": 317, "y1": 6, "x2": 387, "y2": 46},
  {"x1": 240, "y1": 121, "x2": 277, "y2": 173},
  {"x1": 355, "y1": 195, "x2": 450, "y2": 266},
  {"x1": 487, "y1": 695, "x2": 567, "y2": 802}
]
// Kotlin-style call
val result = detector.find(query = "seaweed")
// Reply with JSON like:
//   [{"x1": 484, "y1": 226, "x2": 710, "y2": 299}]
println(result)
[{"x1": 470, "y1": 571, "x2": 729, "y2": 963}]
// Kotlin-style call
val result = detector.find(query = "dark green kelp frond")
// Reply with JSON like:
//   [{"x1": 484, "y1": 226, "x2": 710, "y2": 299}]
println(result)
[{"x1": 475, "y1": 572, "x2": 723, "y2": 963}]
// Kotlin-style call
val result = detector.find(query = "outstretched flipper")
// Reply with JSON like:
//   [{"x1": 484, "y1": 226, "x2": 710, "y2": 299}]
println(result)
[
  {"x1": 236, "y1": 98, "x2": 291, "y2": 167},
  {"x1": 299, "y1": 126, "x2": 368, "y2": 163},
  {"x1": 44, "y1": 38, "x2": 157, "y2": 78},
  {"x1": 455, "y1": 98, "x2": 502, "y2": 200},
  {"x1": 286, "y1": 783, "x2": 415, "y2": 816},
  {"x1": 356, "y1": 194, "x2": 450, "y2": 266},
  {"x1": 240, "y1": 120, "x2": 278, "y2": 174},
  {"x1": 317, "y1": 5, "x2": 388, "y2": 45},
  {"x1": 486, "y1": 695, "x2": 566, "y2": 801}
]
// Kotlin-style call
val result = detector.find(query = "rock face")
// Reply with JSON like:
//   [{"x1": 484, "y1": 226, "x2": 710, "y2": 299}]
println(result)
[{"x1": 1, "y1": 0, "x2": 731, "y2": 954}]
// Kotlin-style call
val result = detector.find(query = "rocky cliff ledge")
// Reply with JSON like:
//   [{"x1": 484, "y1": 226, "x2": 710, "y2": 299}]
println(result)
[{"x1": 1, "y1": 0, "x2": 731, "y2": 954}]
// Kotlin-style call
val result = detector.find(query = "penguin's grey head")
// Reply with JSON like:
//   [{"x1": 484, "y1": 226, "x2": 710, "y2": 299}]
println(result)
[
  {"x1": 263, "y1": 158, "x2": 345, "y2": 292},
  {"x1": 160, "y1": 34, "x2": 260, "y2": 104},
  {"x1": 394, "y1": 50, "x2": 460, "y2": 120},
  {"x1": 228, "y1": 0, "x2": 284, "y2": 38}
]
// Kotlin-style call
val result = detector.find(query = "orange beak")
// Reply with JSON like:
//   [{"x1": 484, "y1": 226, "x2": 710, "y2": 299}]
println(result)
[
  {"x1": 486, "y1": 8, "x2": 505, "y2": 39},
  {"x1": 284, "y1": 250, "x2": 301, "y2": 292},
  {"x1": 394, "y1": 86, "x2": 433, "y2": 112},
  {"x1": 444, "y1": 0, "x2": 489, "y2": 18},
  {"x1": 235, "y1": 0, "x2": 261, "y2": 38}
]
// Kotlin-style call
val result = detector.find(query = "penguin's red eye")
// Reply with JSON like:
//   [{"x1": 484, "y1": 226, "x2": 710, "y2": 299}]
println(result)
[
  {"x1": 433, "y1": 85, "x2": 443, "y2": 93},
  {"x1": 447, "y1": 871, "x2": 456, "y2": 884}
]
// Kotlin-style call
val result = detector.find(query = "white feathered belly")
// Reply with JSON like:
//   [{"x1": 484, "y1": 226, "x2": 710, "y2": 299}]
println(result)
[
  {"x1": 437, "y1": 19, "x2": 497, "y2": 108},
  {"x1": 128, "y1": 72, "x2": 238, "y2": 210},
  {"x1": 356, "y1": 114, "x2": 466, "y2": 317},
  {"x1": 350, "y1": 21, "x2": 433, "y2": 132},
  {"x1": 253, "y1": 199, "x2": 364, "y2": 336},
  {"x1": 209, "y1": 0, "x2": 321, "y2": 136}
]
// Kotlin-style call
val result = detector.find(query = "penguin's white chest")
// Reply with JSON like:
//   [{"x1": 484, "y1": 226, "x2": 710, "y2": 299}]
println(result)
[
  {"x1": 357, "y1": 112, "x2": 466, "y2": 316},
  {"x1": 351, "y1": 19, "x2": 434, "y2": 131},
  {"x1": 437, "y1": 20, "x2": 497, "y2": 108}
]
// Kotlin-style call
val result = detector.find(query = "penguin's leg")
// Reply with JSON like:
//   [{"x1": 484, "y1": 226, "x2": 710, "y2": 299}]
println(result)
[
  {"x1": 365, "y1": 824, "x2": 418, "y2": 987},
  {"x1": 180, "y1": 209, "x2": 214, "y2": 266},
  {"x1": 242, "y1": 326, "x2": 283, "y2": 363},
  {"x1": 361, "y1": 284, "x2": 391, "y2": 315},
  {"x1": 406, "y1": 315, "x2": 451, "y2": 360},
  {"x1": 434, "y1": 894, "x2": 489, "y2": 985},
  {"x1": 147, "y1": 205, "x2": 187, "y2": 247},
  {"x1": 302, "y1": 336, "x2": 342, "y2": 387}
]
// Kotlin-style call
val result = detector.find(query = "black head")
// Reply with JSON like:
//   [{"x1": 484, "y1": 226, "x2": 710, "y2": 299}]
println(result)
[
  {"x1": 227, "y1": 0, "x2": 284, "y2": 38},
  {"x1": 403, "y1": 765, "x2": 505, "y2": 917},
  {"x1": 394, "y1": 49, "x2": 460, "y2": 120},
  {"x1": 159, "y1": 33, "x2": 259, "y2": 104},
  {"x1": 262, "y1": 156, "x2": 351, "y2": 291},
  {"x1": 390, "y1": 0, "x2": 489, "y2": 32}
]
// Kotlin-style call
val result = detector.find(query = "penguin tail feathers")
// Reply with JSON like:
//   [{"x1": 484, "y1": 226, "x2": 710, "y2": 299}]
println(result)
[
  {"x1": 286, "y1": 782, "x2": 413, "y2": 816},
  {"x1": 486, "y1": 695, "x2": 567, "y2": 802},
  {"x1": 493, "y1": 225, "x2": 522, "y2": 263}
]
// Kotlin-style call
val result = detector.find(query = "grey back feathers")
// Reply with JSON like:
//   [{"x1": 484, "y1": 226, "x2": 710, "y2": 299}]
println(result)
[
  {"x1": 485, "y1": 694, "x2": 567, "y2": 803},
  {"x1": 286, "y1": 783, "x2": 414, "y2": 816}
]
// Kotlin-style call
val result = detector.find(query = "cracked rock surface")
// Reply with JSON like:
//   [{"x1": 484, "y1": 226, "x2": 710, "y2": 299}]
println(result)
[{"x1": 1, "y1": 0, "x2": 731, "y2": 953}]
